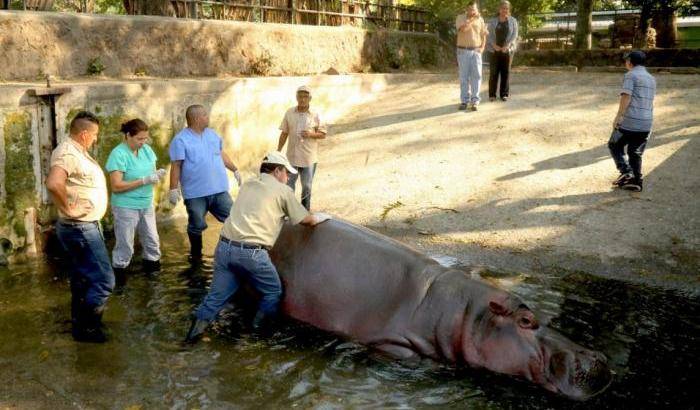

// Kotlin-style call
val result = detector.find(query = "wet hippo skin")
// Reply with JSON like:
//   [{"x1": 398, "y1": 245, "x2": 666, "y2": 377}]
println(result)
[{"x1": 270, "y1": 219, "x2": 613, "y2": 400}]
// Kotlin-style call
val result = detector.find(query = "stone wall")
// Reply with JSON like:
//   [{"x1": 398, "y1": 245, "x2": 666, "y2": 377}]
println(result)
[
  {"x1": 0, "y1": 74, "x2": 409, "y2": 260},
  {"x1": 0, "y1": 10, "x2": 450, "y2": 81}
]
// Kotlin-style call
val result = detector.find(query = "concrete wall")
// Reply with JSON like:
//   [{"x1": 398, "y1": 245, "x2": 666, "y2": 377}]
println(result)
[
  {"x1": 0, "y1": 10, "x2": 449, "y2": 81},
  {"x1": 0, "y1": 74, "x2": 405, "y2": 260}
]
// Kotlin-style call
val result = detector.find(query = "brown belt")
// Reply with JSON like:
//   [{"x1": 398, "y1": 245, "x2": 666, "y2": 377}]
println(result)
[
  {"x1": 457, "y1": 46, "x2": 479, "y2": 50},
  {"x1": 219, "y1": 236, "x2": 270, "y2": 251}
]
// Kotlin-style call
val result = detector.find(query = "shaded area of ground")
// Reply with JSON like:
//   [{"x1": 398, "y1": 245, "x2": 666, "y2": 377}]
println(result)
[{"x1": 311, "y1": 70, "x2": 700, "y2": 293}]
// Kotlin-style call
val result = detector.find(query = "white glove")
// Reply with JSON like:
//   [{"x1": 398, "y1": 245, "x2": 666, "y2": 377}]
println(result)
[
  {"x1": 168, "y1": 188, "x2": 181, "y2": 205},
  {"x1": 313, "y1": 212, "x2": 332, "y2": 224},
  {"x1": 143, "y1": 169, "x2": 166, "y2": 185},
  {"x1": 234, "y1": 170, "x2": 242, "y2": 187}
]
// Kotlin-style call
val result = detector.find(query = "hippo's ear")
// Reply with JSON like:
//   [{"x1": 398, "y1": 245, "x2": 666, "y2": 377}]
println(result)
[{"x1": 488, "y1": 301, "x2": 510, "y2": 316}]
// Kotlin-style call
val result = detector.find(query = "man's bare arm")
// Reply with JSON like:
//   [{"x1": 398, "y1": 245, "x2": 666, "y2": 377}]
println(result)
[
  {"x1": 169, "y1": 160, "x2": 182, "y2": 190},
  {"x1": 45, "y1": 166, "x2": 76, "y2": 217},
  {"x1": 278, "y1": 131, "x2": 289, "y2": 151}
]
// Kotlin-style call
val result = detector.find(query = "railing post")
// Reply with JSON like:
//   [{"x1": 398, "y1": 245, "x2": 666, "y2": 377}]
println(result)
[{"x1": 290, "y1": 0, "x2": 295, "y2": 23}]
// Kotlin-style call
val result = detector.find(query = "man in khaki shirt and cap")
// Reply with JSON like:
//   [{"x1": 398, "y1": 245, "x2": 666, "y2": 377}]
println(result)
[
  {"x1": 277, "y1": 85, "x2": 327, "y2": 210},
  {"x1": 455, "y1": 1, "x2": 488, "y2": 111},
  {"x1": 46, "y1": 111, "x2": 114, "y2": 343},
  {"x1": 185, "y1": 151, "x2": 330, "y2": 343}
]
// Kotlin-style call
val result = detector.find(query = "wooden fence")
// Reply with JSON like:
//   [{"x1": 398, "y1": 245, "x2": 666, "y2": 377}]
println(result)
[{"x1": 155, "y1": 0, "x2": 430, "y2": 32}]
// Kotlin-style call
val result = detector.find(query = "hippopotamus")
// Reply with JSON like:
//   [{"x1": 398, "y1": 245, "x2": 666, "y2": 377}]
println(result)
[{"x1": 270, "y1": 219, "x2": 612, "y2": 400}]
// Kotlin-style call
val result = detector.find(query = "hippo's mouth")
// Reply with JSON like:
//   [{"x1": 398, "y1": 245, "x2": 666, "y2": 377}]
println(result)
[{"x1": 545, "y1": 350, "x2": 613, "y2": 400}]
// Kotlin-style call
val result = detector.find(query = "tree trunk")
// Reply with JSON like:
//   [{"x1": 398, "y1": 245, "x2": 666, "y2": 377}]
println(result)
[
  {"x1": 652, "y1": 8, "x2": 678, "y2": 48},
  {"x1": 123, "y1": 0, "x2": 175, "y2": 16},
  {"x1": 574, "y1": 0, "x2": 594, "y2": 49},
  {"x1": 635, "y1": 1, "x2": 653, "y2": 48}
]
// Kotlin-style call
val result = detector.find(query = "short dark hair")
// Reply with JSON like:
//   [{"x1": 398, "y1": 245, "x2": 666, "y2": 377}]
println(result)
[
  {"x1": 466, "y1": 1, "x2": 478, "y2": 7},
  {"x1": 260, "y1": 163, "x2": 285, "y2": 174},
  {"x1": 120, "y1": 118, "x2": 149, "y2": 137},
  {"x1": 185, "y1": 105, "x2": 205, "y2": 126},
  {"x1": 624, "y1": 50, "x2": 646, "y2": 66},
  {"x1": 69, "y1": 111, "x2": 100, "y2": 136}
]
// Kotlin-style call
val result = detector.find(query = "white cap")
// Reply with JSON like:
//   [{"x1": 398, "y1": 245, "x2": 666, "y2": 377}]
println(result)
[
  {"x1": 296, "y1": 85, "x2": 311, "y2": 94},
  {"x1": 262, "y1": 151, "x2": 297, "y2": 174}
]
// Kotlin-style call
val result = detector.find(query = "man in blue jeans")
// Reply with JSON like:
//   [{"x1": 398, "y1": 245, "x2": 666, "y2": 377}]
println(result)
[
  {"x1": 168, "y1": 105, "x2": 242, "y2": 261},
  {"x1": 277, "y1": 85, "x2": 327, "y2": 210},
  {"x1": 609, "y1": 51, "x2": 656, "y2": 192},
  {"x1": 46, "y1": 111, "x2": 113, "y2": 343},
  {"x1": 455, "y1": 1, "x2": 488, "y2": 111},
  {"x1": 185, "y1": 152, "x2": 330, "y2": 343}
]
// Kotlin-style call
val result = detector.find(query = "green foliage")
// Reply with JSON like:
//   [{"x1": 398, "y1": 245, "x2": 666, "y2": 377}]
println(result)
[
  {"x1": 2, "y1": 112, "x2": 36, "y2": 239},
  {"x1": 53, "y1": 0, "x2": 125, "y2": 13},
  {"x1": 86, "y1": 57, "x2": 105, "y2": 75},
  {"x1": 248, "y1": 50, "x2": 274, "y2": 76}
]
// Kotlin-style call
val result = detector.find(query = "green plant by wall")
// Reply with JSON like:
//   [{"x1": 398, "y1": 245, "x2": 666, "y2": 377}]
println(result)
[
  {"x1": 2, "y1": 112, "x2": 36, "y2": 240},
  {"x1": 87, "y1": 57, "x2": 106, "y2": 76},
  {"x1": 248, "y1": 50, "x2": 274, "y2": 76}
]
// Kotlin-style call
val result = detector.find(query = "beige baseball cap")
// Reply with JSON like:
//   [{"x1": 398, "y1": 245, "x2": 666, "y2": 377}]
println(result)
[
  {"x1": 296, "y1": 85, "x2": 311, "y2": 94},
  {"x1": 262, "y1": 151, "x2": 297, "y2": 174}
]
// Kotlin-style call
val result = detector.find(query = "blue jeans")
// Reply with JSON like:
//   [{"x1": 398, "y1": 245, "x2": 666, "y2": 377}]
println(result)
[
  {"x1": 55, "y1": 220, "x2": 114, "y2": 311},
  {"x1": 608, "y1": 128, "x2": 650, "y2": 179},
  {"x1": 286, "y1": 163, "x2": 317, "y2": 211},
  {"x1": 457, "y1": 48, "x2": 483, "y2": 105},
  {"x1": 184, "y1": 191, "x2": 233, "y2": 235},
  {"x1": 195, "y1": 239, "x2": 282, "y2": 321}
]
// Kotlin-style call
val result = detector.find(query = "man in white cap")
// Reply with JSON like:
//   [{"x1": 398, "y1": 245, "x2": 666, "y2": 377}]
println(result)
[
  {"x1": 277, "y1": 85, "x2": 327, "y2": 210},
  {"x1": 185, "y1": 151, "x2": 330, "y2": 343}
]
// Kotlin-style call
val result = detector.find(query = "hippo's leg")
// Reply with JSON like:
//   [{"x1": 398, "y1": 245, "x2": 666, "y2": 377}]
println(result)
[{"x1": 374, "y1": 343, "x2": 420, "y2": 360}]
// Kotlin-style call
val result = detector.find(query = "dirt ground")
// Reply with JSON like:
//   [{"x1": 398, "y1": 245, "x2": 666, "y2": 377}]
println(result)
[{"x1": 310, "y1": 70, "x2": 700, "y2": 293}]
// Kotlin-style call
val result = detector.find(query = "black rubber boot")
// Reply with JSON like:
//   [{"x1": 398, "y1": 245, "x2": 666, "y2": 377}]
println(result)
[
  {"x1": 184, "y1": 317, "x2": 210, "y2": 344},
  {"x1": 142, "y1": 259, "x2": 161, "y2": 273},
  {"x1": 72, "y1": 305, "x2": 107, "y2": 343},
  {"x1": 113, "y1": 267, "x2": 128, "y2": 289},
  {"x1": 251, "y1": 311, "x2": 277, "y2": 334},
  {"x1": 187, "y1": 233, "x2": 203, "y2": 263}
]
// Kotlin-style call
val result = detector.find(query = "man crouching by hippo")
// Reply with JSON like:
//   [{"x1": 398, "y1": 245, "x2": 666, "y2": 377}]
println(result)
[{"x1": 184, "y1": 152, "x2": 330, "y2": 343}]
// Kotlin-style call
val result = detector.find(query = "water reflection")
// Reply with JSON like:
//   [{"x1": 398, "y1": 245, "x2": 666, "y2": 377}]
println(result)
[{"x1": 0, "y1": 226, "x2": 697, "y2": 408}]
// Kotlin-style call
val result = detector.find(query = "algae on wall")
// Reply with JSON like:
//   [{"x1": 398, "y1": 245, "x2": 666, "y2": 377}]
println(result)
[{"x1": 2, "y1": 111, "x2": 36, "y2": 241}]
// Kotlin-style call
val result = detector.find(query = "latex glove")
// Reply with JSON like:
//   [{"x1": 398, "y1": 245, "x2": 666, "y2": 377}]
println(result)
[
  {"x1": 313, "y1": 212, "x2": 332, "y2": 225},
  {"x1": 234, "y1": 170, "x2": 242, "y2": 187},
  {"x1": 143, "y1": 169, "x2": 167, "y2": 185},
  {"x1": 156, "y1": 168, "x2": 167, "y2": 179},
  {"x1": 168, "y1": 188, "x2": 181, "y2": 205}
]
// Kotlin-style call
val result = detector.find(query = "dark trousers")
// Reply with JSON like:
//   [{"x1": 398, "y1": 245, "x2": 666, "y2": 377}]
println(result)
[
  {"x1": 489, "y1": 51, "x2": 511, "y2": 98},
  {"x1": 183, "y1": 191, "x2": 233, "y2": 236},
  {"x1": 608, "y1": 128, "x2": 650, "y2": 180},
  {"x1": 55, "y1": 220, "x2": 114, "y2": 320},
  {"x1": 2, "y1": 0, "x2": 9, "y2": 10}
]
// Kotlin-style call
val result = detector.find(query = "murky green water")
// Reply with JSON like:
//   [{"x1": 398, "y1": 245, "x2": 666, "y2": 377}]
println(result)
[{"x1": 1, "y1": 226, "x2": 698, "y2": 409}]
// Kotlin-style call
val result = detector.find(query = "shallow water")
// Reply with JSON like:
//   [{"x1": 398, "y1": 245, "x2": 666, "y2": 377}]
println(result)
[{"x1": 1, "y1": 226, "x2": 698, "y2": 409}]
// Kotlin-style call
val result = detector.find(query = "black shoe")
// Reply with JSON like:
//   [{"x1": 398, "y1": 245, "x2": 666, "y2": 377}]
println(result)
[
  {"x1": 612, "y1": 173, "x2": 633, "y2": 186},
  {"x1": 458, "y1": 103, "x2": 468, "y2": 111},
  {"x1": 142, "y1": 259, "x2": 161, "y2": 273},
  {"x1": 501, "y1": 96, "x2": 508, "y2": 101},
  {"x1": 621, "y1": 178, "x2": 643, "y2": 192},
  {"x1": 489, "y1": 96, "x2": 496, "y2": 102},
  {"x1": 184, "y1": 317, "x2": 210, "y2": 344},
  {"x1": 470, "y1": 104, "x2": 478, "y2": 112},
  {"x1": 187, "y1": 233, "x2": 203, "y2": 262},
  {"x1": 251, "y1": 311, "x2": 277, "y2": 333}
]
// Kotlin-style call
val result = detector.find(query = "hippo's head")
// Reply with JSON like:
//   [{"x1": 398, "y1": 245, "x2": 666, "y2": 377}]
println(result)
[{"x1": 466, "y1": 298, "x2": 612, "y2": 400}]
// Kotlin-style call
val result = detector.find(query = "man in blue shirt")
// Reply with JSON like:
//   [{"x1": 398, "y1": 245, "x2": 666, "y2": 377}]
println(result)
[
  {"x1": 168, "y1": 105, "x2": 242, "y2": 261},
  {"x1": 609, "y1": 51, "x2": 656, "y2": 192}
]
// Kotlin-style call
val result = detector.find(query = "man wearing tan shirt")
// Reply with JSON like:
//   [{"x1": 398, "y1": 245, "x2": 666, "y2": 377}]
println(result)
[
  {"x1": 46, "y1": 111, "x2": 114, "y2": 343},
  {"x1": 456, "y1": 1, "x2": 488, "y2": 111},
  {"x1": 185, "y1": 152, "x2": 330, "y2": 343},
  {"x1": 277, "y1": 85, "x2": 327, "y2": 210}
]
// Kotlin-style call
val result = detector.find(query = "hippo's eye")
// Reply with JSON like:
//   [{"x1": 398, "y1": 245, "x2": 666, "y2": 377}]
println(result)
[{"x1": 518, "y1": 316, "x2": 539, "y2": 330}]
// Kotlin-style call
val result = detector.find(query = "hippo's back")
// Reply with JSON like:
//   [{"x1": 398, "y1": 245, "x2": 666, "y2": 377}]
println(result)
[{"x1": 270, "y1": 219, "x2": 440, "y2": 341}]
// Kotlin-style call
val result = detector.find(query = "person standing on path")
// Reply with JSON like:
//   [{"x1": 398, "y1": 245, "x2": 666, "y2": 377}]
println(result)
[
  {"x1": 46, "y1": 111, "x2": 113, "y2": 343},
  {"x1": 184, "y1": 152, "x2": 331, "y2": 343},
  {"x1": 168, "y1": 105, "x2": 242, "y2": 262},
  {"x1": 608, "y1": 51, "x2": 656, "y2": 192},
  {"x1": 105, "y1": 119, "x2": 166, "y2": 285},
  {"x1": 486, "y1": 0, "x2": 518, "y2": 102},
  {"x1": 456, "y1": 1, "x2": 488, "y2": 112},
  {"x1": 277, "y1": 85, "x2": 327, "y2": 210}
]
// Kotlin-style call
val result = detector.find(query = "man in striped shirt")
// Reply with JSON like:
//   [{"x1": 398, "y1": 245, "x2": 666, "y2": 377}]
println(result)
[{"x1": 609, "y1": 50, "x2": 656, "y2": 192}]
